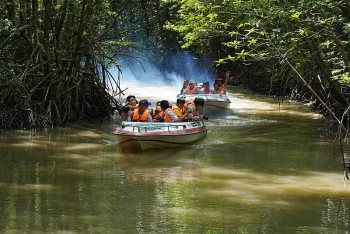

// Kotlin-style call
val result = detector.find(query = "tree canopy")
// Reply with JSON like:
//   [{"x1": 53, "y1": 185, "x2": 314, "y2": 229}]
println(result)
[
  {"x1": 1, "y1": 0, "x2": 349, "y2": 131},
  {"x1": 166, "y1": 0, "x2": 350, "y2": 130}
]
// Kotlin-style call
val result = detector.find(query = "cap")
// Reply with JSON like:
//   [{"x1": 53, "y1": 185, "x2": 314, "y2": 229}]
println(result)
[
  {"x1": 203, "y1": 81, "x2": 209, "y2": 85},
  {"x1": 139, "y1": 99, "x2": 151, "y2": 106},
  {"x1": 189, "y1": 80, "x2": 195, "y2": 84}
]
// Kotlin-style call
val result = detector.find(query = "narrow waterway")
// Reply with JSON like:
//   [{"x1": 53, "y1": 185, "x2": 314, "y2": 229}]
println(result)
[{"x1": 1, "y1": 84, "x2": 349, "y2": 233}]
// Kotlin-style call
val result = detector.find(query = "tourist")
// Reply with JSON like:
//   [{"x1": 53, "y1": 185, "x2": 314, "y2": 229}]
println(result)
[
  {"x1": 180, "y1": 80, "x2": 189, "y2": 94},
  {"x1": 210, "y1": 82, "x2": 220, "y2": 94},
  {"x1": 172, "y1": 97, "x2": 186, "y2": 118},
  {"x1": 183, "y1": 97, "x2": 206, "y2": 120},
  {"x1": 201, "y1": 81, "x2": 211, "y2": 94},
  {"x1": 219, "y1": 71, "x2": 230, "y2": 94},
  {"x1": 120, "y1": 95, "x2": 139, "y2": 120},
  {"x1": 126, "y1": 95, "x2": 138, "y2": 111},
  {"x1": 159, "y1": 100, "x2": 185, "y2": 122},
  {"x1": 151, "y1": 101, "x2": 163, "y2": 122},
  {"x1": 183, "y1": 80, "x2": 201, "y2": 94},
  {"x1": 127, "y1": 99, "x2": 152, "y2": 122},
  {"x1": 215, "y1": 71, "x2": 230, "y2": 94}
]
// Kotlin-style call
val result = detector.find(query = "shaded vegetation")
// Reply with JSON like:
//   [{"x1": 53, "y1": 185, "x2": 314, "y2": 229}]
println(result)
[{"x1": 0, "y1": 0, "x2": 128, "y2": 129}]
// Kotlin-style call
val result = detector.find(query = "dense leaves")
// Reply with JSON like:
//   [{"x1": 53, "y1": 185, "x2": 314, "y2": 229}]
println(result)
[
  {"x1": 0, "y1": 0, "x2": 131, "y2": 129},
  {"x1": 166, "y1": 0, "x2": 350, "y2": 129}
]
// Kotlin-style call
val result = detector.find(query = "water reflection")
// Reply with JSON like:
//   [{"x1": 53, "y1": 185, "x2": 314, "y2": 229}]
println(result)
[{"x1": 1, "y1": 87, "x2": 350, "y2": 233}]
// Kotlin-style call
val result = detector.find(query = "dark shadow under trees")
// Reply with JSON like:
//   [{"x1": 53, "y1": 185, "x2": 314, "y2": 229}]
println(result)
[{"x1": 0, "y1": 0, "x2": 127, "y2": 129}]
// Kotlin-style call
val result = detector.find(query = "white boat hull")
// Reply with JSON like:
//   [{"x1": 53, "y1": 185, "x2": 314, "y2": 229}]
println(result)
[
  {"x1": 177, "y1": 94, "x2": 231, "y2": 110},
  {"x1": 114, "y1": 121, "x2": 207, "y2": 150}
]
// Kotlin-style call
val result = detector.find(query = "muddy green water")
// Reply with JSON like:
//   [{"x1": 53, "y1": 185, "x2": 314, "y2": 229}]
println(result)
[{"x1": 1, "y1": 87, "x2": 350, "y2": 233}]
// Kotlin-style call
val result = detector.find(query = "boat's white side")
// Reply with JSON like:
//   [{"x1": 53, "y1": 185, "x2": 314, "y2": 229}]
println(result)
[
  {"x1": 114, "y1": 121, "x2": 207, "y2": 150},
  {"x1": 177, "y1": 94, "x2": 231, "y2": 109}
]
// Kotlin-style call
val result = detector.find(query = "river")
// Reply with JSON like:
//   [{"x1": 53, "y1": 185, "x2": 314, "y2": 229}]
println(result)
[{"x1": 1, "y1": 83, "x2": 349, "y2": 233}]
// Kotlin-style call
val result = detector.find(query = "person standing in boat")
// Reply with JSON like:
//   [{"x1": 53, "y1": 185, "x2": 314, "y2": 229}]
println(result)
[
  {"x1": 183, "y1": 97, "x2": 206, "y2": 120},
  {"x1": 183, "y1": 80, "x2": 201, "y2": 94},
  {"x1": 201, "y1": 81, "x2": 211, "y2": 94},
  {"x1": 159, "y1": 100, "x2": 186, "y2": 122},
  {"x1": 214, "y1": 71, "x2": 230, "y2": 94},
  {"x1": 127, "y1": 99, "x2": 152, "y2": 122}
]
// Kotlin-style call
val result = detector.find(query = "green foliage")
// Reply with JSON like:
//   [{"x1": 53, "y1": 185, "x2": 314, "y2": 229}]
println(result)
[
  {"x1": 165, "y1": 0, "x2": 350, "y2": 120},
  {"x1": 0, "y1": 0, "x2": 131, "y2": 129},
  {"x1": 165, "y1": 0, "x2": 228, "y2": 52}
]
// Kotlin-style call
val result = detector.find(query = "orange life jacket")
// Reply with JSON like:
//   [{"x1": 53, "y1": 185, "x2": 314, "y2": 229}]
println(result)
[
  {"x1": 185, "y1": 85, "x2": 198, "y2": 94},
  {"x1": 132, "y1": 109, "x2": 150, "y2": 122},
  {"x1": 152, "y1": 106, "x2": 163, "y2": 122},
  {"x1": 162, "y1": 108, "x2": 172, "y2": 122},
  {"x1": 183, "y1": 100, "x2": 197, "y2": 116}
]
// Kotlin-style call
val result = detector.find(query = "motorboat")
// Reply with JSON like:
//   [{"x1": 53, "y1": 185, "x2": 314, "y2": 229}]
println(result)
[
  {"x1": 177, "y1": 94, "x2": 231, "y2": 111},
  {"x1": 114, "y1": 121, "x2": 207, "y2": 150}
]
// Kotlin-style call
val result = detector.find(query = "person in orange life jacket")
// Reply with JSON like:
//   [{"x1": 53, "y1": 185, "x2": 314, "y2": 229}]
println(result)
[
  {"x1": 126, "y1": 95, "x2": 138, "y2": 111},
  {"x1": 201, "y1": 81, "x2": 211, "y2": 94},
  {"x1": 120, "y1": 95, "x2": 138, "y2": 120},
  {"x1": 167, "y1": 100, "x2": 173, "y2": 108},
  {"x1": 215, "y1": 71, "x2": 230, "y2": 94},
  {"x1": 183, "y1": 80, "x2": 201, "y2": 94},
  {"x1": 127, "y1": 99, "x2": 152, "y2": 122},
  {"x1": 151, "y1": 101, "x2": 163, "y2": 122},
  {"x1": 159, "y1": 100, "x2": 186, "y2": 122},
  {"x1": 172, "y1": 97, "x2": 186, "y2": 118},
  {"x1": 180, "y1": 80, "x2": 189, "y2": 94},
  {"x1": 183, "y1": 97, "x2": 205, "y2": 120}
]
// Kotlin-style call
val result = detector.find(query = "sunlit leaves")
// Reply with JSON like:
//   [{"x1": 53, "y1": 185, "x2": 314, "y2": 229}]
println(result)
[
  {"x1": 248, "y1": 38, "x2": 257, "y2": 46},
  {"x1": 235, "y1": 49, "x2": 249, "y2": 60},
  {"x1": 332, "y1": 72, "x2": 350, "y2": 84},
  {"x1": 166, "y1": 0, "x2": 350, "y2": 79},
  {"x1": 223, "y1": 40, "x2": 241, "y2": 49},
  {"x1": 237, "y1": 22, "x2": 251, "y2": 29},
  {"x1": 207, "y1": 13, "x2": 218, "y2": 21},
  {"x1": 229, "y1": 31, "x2": 236, "y2": 37},
  {"x1": 321, "y1": 40, "x2": 333, "y2": 48},
  {"x1": 165, "y1": 0, "x2": 226, "y2": 52},
  {"x1": 290, "y1": 11, "x2": 302, "y2": 20},
  {"x1": 298, "y1": 28, "x2": 308, "y2": 36}
]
